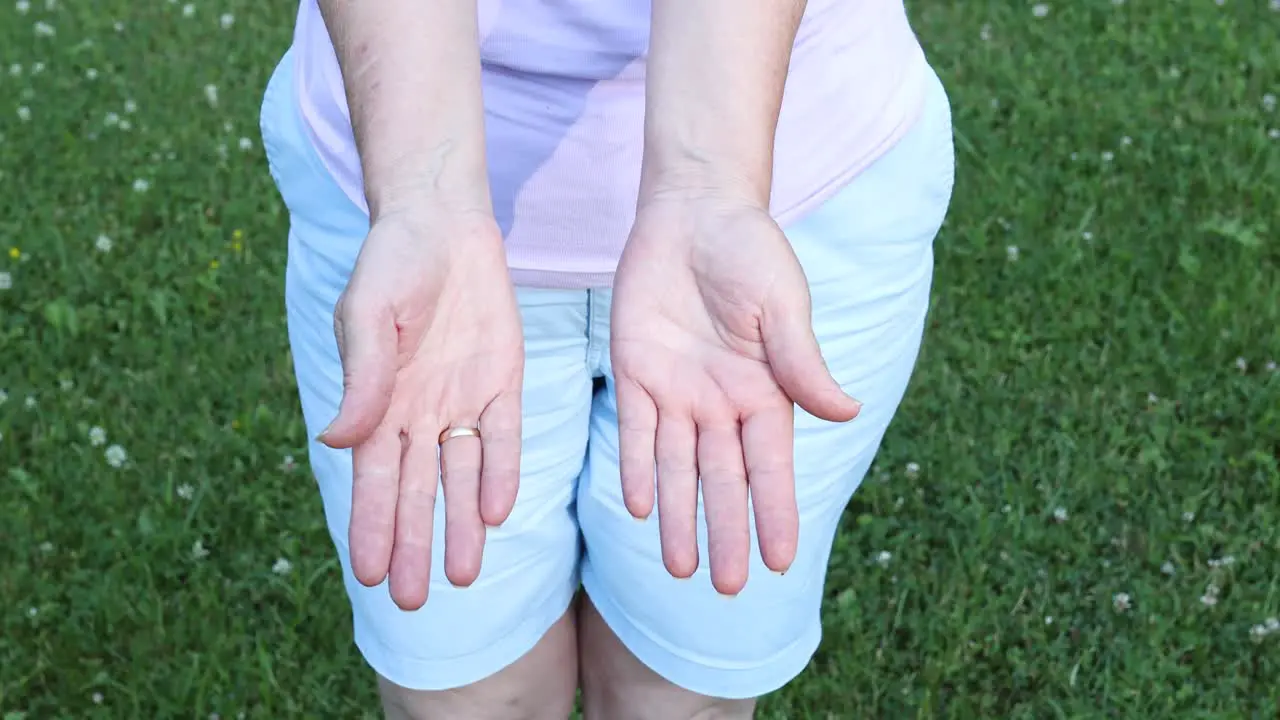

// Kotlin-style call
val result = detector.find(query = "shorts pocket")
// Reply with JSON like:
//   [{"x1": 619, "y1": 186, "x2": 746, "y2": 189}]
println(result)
[{"x1": 259, "y1": 51, "x2": 291, "y2": 193}]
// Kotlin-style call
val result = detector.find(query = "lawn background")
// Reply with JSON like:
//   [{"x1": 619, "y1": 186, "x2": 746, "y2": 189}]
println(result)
[{"x1": 1, "y1": 0, "x2": 1278, "y2": 717}]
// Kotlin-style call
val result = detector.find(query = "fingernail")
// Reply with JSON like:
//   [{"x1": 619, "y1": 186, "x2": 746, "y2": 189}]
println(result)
[{"x1": 316, "y1": 420, "x2": 335, "y2": 442}]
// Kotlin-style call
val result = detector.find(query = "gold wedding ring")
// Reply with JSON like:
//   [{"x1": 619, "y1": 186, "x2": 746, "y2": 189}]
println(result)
[{"x1": 438, "y1": 426, "x2": 481, "y2": 445}]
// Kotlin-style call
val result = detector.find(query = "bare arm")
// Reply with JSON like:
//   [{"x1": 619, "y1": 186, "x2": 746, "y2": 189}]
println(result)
[
  {"x1": 318, "y1": 0, "x2": 490, "y2": 220},
  {"x1": 641, "y1": 0, "x2": 807, "y2": 207}
]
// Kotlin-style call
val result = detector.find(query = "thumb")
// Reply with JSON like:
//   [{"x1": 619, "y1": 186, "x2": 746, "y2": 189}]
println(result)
[
  {"x1": 318, "y1": 295, "x2": 398, "y2": 449},
  {"x1": 761, "y1": 288, "x2": 862, "y2": 423}
]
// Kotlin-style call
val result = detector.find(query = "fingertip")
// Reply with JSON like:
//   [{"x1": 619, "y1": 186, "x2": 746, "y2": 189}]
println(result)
[
  {"x1": 390, "y1": 584, "x2": 428, "y2": 612},
  {"x1": 626, "y1": 502, "x2": 654, "y2": 522},
  {"x1": 712, "y1": 571, "x2": 747, "y2": 597},
  {"x1": 807, "y1": 389, "x2": 863, "y2": 424},
  {"x1": 445, "y1": 560, "x2": 481, "y2": 588},
  {"x1": 480, "y1": 497, "x2": 515, "y2": 527},
  {"x1": 758, "y1": 517, "x2": 799, "y2": 573},
  {"x1": 832, "y1": 394, "x2": 863, "y2": 423},
  {"x1": 479, "y1": 467, "x2": 520, "y2": 527},
  {"x1": 443, "y1": 526, "x2": 485, "y2": 589},
  {"x1": 351, "y1": 561, "x2": 389, "y2": 589},
  {"x1": 349, "y1": 523, "x2": 393, "y2": 587},
  {"x1": 662, "y1": 549, "x2": 699, "y2": 580},
  {"x1": 317, "y1": 416, "x2": 361, "y2": 449},
  {"x1": 623, "y1": 482, "x2": 655, "y2": 520},
  {"x1": 761, "y1": 546, "x2": 796, "y2": 575}
]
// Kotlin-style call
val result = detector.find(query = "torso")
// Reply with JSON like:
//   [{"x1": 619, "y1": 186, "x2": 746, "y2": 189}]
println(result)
[{"x1": 292, "y1": 0, "x2": 929, "y2": 288}]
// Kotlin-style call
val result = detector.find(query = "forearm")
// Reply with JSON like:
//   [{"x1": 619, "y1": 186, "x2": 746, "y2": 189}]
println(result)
[
  {"x1": 318, "y1": 0, "x2": 490, "y2": 219},
  {"x1": 641, "y1": 0, "x2": 806, "y2": 207}
]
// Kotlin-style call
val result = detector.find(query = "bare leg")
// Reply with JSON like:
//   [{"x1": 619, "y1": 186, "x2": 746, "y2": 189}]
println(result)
[
  {"x1": 577, "y1": 597, "x2": 756, "y2": 720},
  {"x1": 379, "y1": 608, "x2": 578, "y2": 720}
]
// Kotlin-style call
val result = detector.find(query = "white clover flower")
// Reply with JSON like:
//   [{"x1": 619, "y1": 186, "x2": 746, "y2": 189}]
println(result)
[{"x1": 104, "y1": 444, "x2": 127, "y2": 467}]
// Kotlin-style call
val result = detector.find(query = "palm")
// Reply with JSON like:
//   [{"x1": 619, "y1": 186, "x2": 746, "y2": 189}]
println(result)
[
  {"x1": 322, "y1": 212, "x2": 524, "y2": 611},
  {"x1": 611, "y1": 200, "x2": 860, "y2": 595},
  {"x1": 612, "y1": 235, "x2": 789, "y2": 432}
]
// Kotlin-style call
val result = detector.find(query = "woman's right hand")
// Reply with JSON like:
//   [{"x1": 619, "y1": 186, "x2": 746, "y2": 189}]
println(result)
[{"x1": 317, "y1": 207, "x2": 524, "y2": 611}]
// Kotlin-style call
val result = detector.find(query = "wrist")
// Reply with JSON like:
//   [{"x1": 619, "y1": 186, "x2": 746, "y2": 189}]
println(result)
[
  {"x1": 638, "y1": 155, "x2": 771, "y2": 211},
  {"x1": 368, "y1": 190, "x2": 502, "y2": 254},
  {"x1": 365, "y1": 149, "x2": 493, "y2": 223}
]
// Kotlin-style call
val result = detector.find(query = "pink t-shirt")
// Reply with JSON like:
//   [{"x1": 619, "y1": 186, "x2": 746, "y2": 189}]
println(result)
[{"x1": 292, "y1": 1, "x2": 928, "y2": 288}]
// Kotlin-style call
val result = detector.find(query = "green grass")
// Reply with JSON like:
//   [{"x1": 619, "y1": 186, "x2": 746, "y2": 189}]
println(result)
[{"x1": 1, "y1": 0, "x2": 1278, "y2": 717}]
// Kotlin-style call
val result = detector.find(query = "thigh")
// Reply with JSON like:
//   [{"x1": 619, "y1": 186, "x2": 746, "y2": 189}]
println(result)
[
  {"x1": 578, "y1": 68, "x2": 955, "y2": 700},
  {"x1": 263, "y1": 49, "x2": 591, "y2": 692}
]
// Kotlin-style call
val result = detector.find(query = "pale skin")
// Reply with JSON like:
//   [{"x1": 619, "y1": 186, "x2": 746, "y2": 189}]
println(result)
[{"x1": 314, "y1": 1, "x2": 859, "y2": 717}]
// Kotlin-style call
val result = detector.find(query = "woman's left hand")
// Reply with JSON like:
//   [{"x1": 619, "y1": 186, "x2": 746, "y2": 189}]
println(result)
[{"x1": 611, "y1": 189, "x2": 862, "y2": 596}]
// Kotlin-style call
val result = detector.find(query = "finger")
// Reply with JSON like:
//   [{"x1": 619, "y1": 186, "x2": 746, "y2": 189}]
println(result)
[
  {"x1": 479, "y1": 391, "x2": 522, "y2": 527},
  {"x1": 656, "y1": 412, "x2": 699, "y2": 579},
  {"x1": 348, "y1": 419, "x2": 402, "y2": 587},
  {"x1": 742, "y1": 405, "x2": 799, "y2": 573},
  {"x1": 440, "y1": 429, "x2": 485, "y2": 587},
  {"x1": 388, "y1": 429, "x2": 438, "y2": 610},
  {"x1": 697, "y1": 421, "x2": 750, "y2": 596},
  {"x1": 760, "y1": 292, "x2": 862, "y2": 423},
  {"x1": 321, "y1": 294, "x2": 399, "y2": 449},
  {"x1": 615, "y1": 377, "x2": 657, "y2": 520}
]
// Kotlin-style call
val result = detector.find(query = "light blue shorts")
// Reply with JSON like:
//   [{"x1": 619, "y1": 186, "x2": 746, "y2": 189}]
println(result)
[{"x1": 261, "y1": 49, "x2": 954, "y2": 700}]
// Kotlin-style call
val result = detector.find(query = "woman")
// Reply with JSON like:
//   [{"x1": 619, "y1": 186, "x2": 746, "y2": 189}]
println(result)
[{"x1": 260, "y1": 0, "x2": 953, "y2": 717}]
